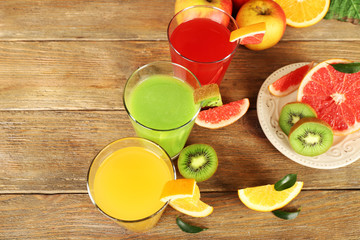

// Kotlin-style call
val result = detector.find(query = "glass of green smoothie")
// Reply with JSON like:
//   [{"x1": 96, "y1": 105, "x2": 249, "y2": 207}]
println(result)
[{"x1": 123, "y1": 61, "x2": 201, "y2": 159}]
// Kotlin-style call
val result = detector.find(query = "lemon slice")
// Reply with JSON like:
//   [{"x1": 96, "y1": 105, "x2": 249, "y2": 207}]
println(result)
[
  {"x1": 169, "y1": 185, "x2": 213, "y2": 217},
  {"x1": 238, "y1": 181, "x2": 303, "y2": 212},
  {"x1": 160, "y1": 179, "x2": 196, "y2": 202}
]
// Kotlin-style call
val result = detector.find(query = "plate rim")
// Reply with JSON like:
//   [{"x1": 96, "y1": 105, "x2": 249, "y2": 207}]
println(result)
[{"x1": 256, "y1": 62, "x2": 360, "y2": 169}]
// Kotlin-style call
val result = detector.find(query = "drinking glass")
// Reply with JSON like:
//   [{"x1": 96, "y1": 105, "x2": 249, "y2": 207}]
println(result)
[
  {"x1": 167, "y1": 5, "x2": 239, "y2": 86},
  {"x1": 123, "y1": 61, "x2": 201, "y2": 159},
  {"x1": 87, "y1": 137, "x2": 176, "y2": 232}
]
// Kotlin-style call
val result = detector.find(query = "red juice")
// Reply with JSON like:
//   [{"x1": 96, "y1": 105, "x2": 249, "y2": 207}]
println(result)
[{"x1": 169, "y1": 18, "x2": 238, "y2": 85}]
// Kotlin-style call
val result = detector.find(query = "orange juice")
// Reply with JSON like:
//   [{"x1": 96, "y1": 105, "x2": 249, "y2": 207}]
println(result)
[{"x1": 92, "y1": 146, "x2": 173, "y2": 221}]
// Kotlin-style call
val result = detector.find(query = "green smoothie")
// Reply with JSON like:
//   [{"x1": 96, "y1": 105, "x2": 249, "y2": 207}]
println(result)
[{"x1": 126, "y1": 74, "x2": 200, "y2": 158}]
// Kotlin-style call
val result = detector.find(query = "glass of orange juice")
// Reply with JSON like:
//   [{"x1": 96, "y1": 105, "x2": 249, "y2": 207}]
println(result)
[{"x1": 87, "y1": 137, "x2": 176, "y2": 232}]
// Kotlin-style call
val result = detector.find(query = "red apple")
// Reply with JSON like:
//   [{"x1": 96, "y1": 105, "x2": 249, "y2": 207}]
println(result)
[
  {"x1": 175, "y1": 0, "x2": 233, "y2": 16},
  {"x1": 232, "y1": 0, "x2": 250, "y2": 17},
  {"x1": 236, "y1": 0, "x2": 286, "y2": 51}
]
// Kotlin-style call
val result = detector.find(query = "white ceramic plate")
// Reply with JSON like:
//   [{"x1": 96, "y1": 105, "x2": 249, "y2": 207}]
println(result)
[{"x1": 257, "y1": 62, "x2": 360, "y2": 169}]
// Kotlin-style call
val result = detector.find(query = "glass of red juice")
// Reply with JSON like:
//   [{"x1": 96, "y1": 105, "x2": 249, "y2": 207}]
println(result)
[{"x1": 167, "y1": 5, "x2": 239, "y2": 86}]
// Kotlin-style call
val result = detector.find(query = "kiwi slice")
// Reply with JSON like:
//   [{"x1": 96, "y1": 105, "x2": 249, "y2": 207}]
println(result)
[
  {"x1": 279, "y1": 102, "x2": 317, "y2": 135},
  {"x1": 193, "y1": 84, "x2": 223, "y2": 108},
  {"x1": 289, "y1": 117, "x2": 333, "y2": 157},
  {"x1": 178, "y1": 144, "x2": 218, "y2": 182}
]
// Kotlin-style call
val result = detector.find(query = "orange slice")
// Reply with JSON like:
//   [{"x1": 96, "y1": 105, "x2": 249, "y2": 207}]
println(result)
[
  {"x1": 169, "y1": 185, "x2": 213, "y2": 217},
  {"x1": 238, "y1": 181, "x2": 303, "y2": 212},
  {"x1": 274, "y1": 0, "x2": 330, "y2": 28},
  {"x1": 160, "y1": 179, "x2": 196, "y2": 203},
  {"x1": 230, "y1": 22, "x2": 266, "y2": 45}
]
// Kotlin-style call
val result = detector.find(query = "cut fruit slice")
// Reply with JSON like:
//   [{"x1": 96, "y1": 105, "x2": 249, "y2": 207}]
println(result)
[
  {"x1": 230, "y1": 22, "x2": 266, "y2": 45},
  {"x1": 160, "y1": 179, "x2": 196, "y2": 203},
  {"x1": 297, "y1": 58, "x2": 360, "y2": 136},
  {"x1": 269, "y1": 62, "x2": 314, "y2": 97},
  {"x1": 195, "y1": 98, "x2": 250, "y2": 129},
  {"x1": 238, "y1": 181, "x2": 303, "y2": 212},
  {"x1": 193, "y1": 83, "x2": 223, "y2": 107},
  {"x1": 279, "y1": 102, "x2": 317, "y2": 135},
  {"x1": 274, "y1": 0, "x2": 330, "y2": 28},
  {"x1": 178, "y1": 144, "x2": 218, "y2": 182},
  {"x1": 289, "y1": 117, "x2": 333, "y2": 156},
  {"x1": 169, "y1": 185, "x2": 213, "y2": 217}
]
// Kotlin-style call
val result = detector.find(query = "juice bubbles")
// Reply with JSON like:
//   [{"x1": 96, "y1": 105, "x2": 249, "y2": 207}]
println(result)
[
  {"x1": 123, "y1": 62, "x2": 200, "y2": 158},
  {"x1": 168, "y1": 6, "x2": 239, "y2": 86},
  {"x1": 87, "y1": 138, "x2": 175, "y2": 232}
]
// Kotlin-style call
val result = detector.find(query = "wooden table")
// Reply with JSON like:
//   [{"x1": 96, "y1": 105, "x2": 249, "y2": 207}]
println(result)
[{"x1": 1, "y1": 1, "x2": 359, "y2": 239}]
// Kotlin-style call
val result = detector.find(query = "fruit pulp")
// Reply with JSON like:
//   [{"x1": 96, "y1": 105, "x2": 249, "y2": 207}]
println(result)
[
  {"x1": 169, "y1": 18, "x2": 237, "y2": 85},
  {"x1": 297, "y1": 59, "x2": 360, "y2": 135},
  {"x1": 195, "y1": 98, "x2": 250, "y2": 129},
  {"x1": 93, "y1": 146, "x2": 173, "y2": 221},
  {"x1": 127, "y1": 74, "x2": 199, "y2": 157},
  {"x1": 269, "y1": 63, "x2": 313, "y2": 97}
]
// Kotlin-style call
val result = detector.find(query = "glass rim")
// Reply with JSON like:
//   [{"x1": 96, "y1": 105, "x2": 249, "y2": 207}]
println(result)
[
  {"x1": 123, "y1": 61, "x2": 201, "y2": 132},
  {"x1": 167, "y1": 5, "x2": 239, "y2": 65},
  {"x1": 86, "y1": 137, "x2": 177, "y2": 224}
]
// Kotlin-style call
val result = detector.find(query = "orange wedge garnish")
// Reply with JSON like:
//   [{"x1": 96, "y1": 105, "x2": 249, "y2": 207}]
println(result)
[
  {"x1": 160, "y1": 179, "x2": 196, "y2": 202},
  {"x1": 161, "y1": 180, "x2": 213, "y2": 217},
  {"x1": 230, "y1": 22, "x2": 266, "y2": 45},
  {"x1": 169, "y1": 185, "x2": 213, "y2": 217}
]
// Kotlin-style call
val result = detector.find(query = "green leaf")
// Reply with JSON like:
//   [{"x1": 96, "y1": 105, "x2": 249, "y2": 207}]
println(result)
[
  {"x1": 274, "y1": 174, "x2": 297, "y2": 191},
  {"x1": 324, "y1": 0, "x2": 360, "y2": 25},
  {"x1": 176, "y1": 217, "x2": 208, "y2": 233},
  {"x1": 272, "y1": 209, "x2": 301, "y2": 220},
  {"x1": 330, "y1": 62, "x2": 360, "y2": 73}
]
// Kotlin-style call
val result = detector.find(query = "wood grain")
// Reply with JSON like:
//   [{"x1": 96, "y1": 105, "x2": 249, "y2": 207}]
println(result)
[
  {"x1": 1, "y1": 191, "x2": 359, "y2": 239},
  {"x1": 0, "y1": 0, "x2": 174, "y2": 41},
  {"x1": 0, "y1": 41, "x2": 359, "y2": 110},
  {"x1": 1, "y1": 110, "x2": 359, "y2": 192},
  {"x1": 0, "y1": 0, "x2": 359, "y2": 41},
  {"x1": 1, "y1": 1, "x2": 360, "y2": 238}
]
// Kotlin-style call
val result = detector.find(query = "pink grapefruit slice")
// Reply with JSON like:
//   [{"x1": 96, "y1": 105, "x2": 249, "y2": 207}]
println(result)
[
  {"x1": 297, "y1": 58, "x2": 360, "y2": 136},
  {"x1": 230, "y1": 22, "x2": 266, "y2": 45},
  {"x1": 195, "y1": 98, "x2": 250, "y2": 129},
  {"x1": 269, "y1": 62, "x2": 314, "y2": 97}
]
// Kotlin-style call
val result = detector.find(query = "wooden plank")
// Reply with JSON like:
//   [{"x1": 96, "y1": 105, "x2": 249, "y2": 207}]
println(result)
[
  {"x1": 0, "y1": 0, "x2": 174, "y2": 41},
  {"x1": 1, "y1": 110, "x2": 359, "y2": 192},
  {"x1": 0, "y1": 110, "x2": 132, "y2": 192},
  {"x1": 0, "y1": 1, "x2": 359, "y2": 41},
  {"x1": 0, "y1": 41, "x2": 359, "y2": 110},
  {"x1": 0, "y1": 41, "x2": 170, "y2": 110},
  {"x1": 282, "y1": 19, "x2": 360, "y2": 41},
  {"x1": 1, "y1": 191, "x2": 359, "y2": 239}
]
